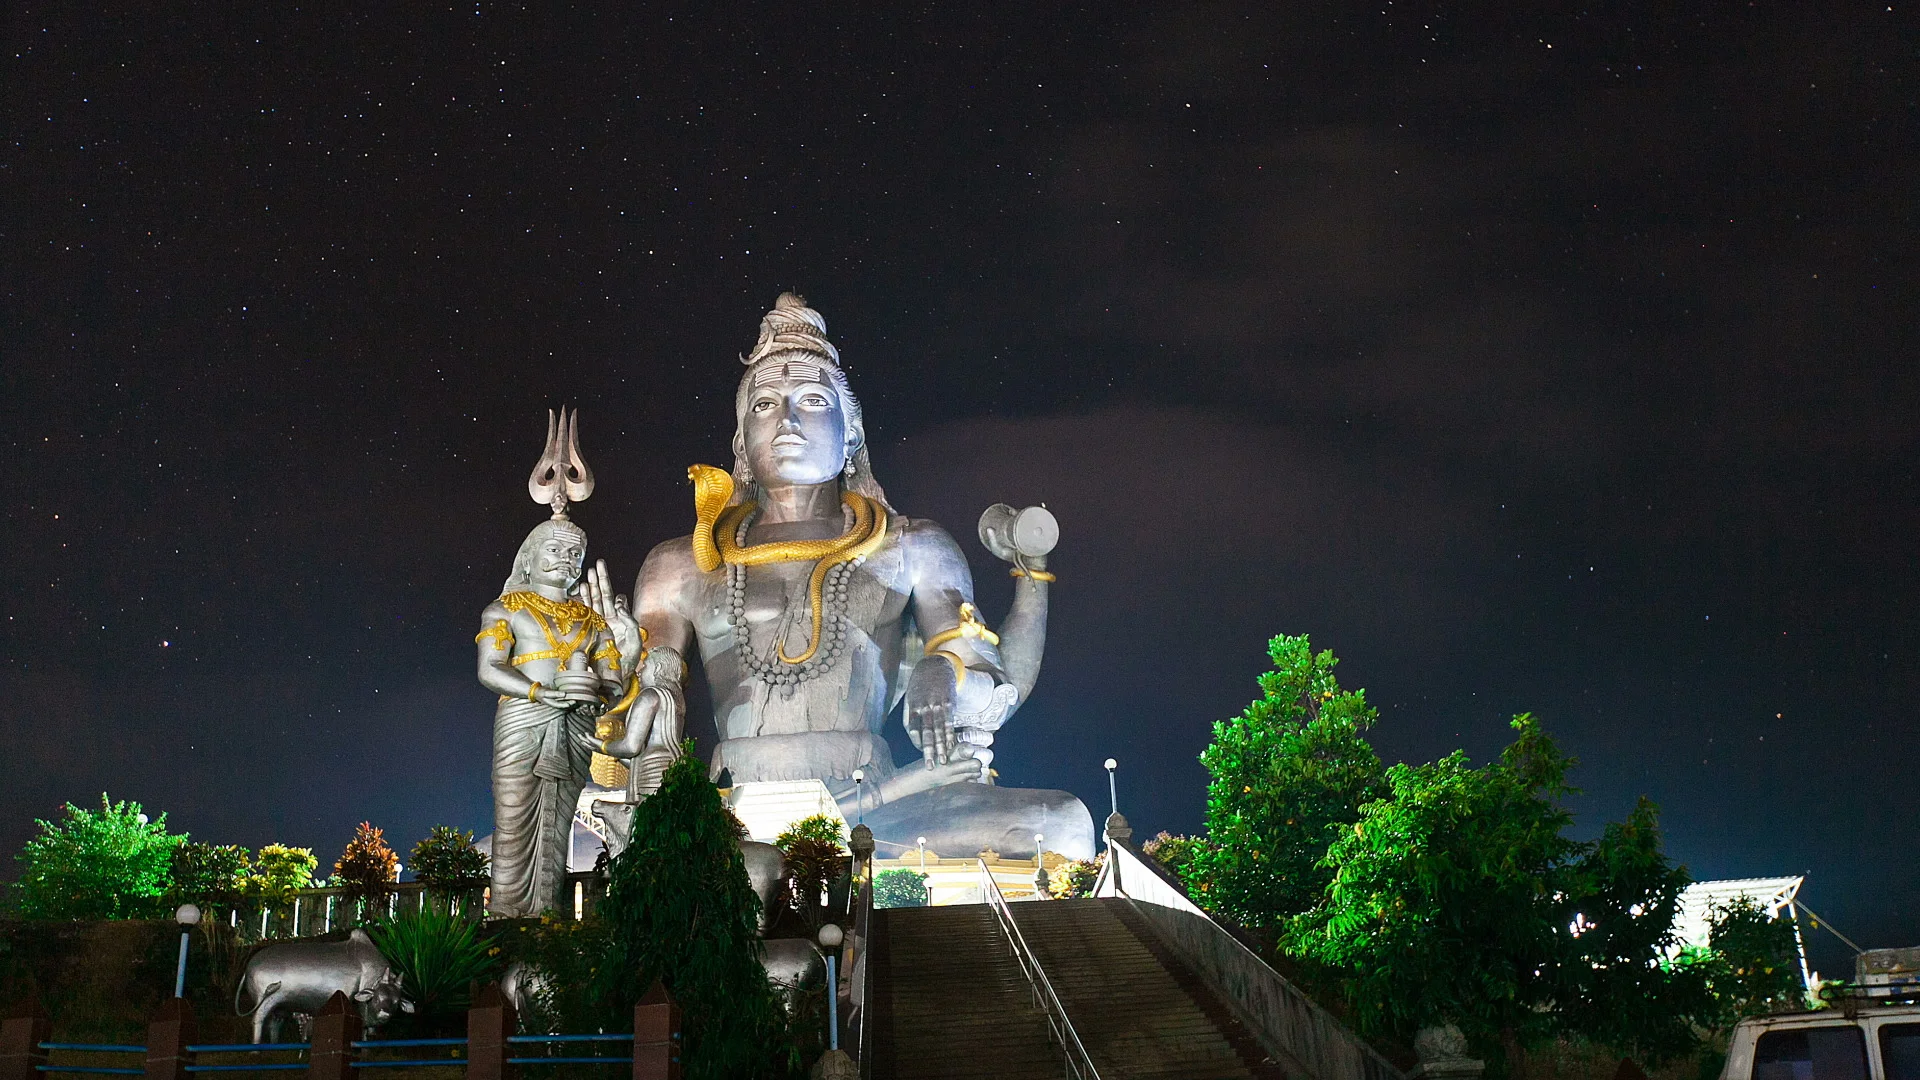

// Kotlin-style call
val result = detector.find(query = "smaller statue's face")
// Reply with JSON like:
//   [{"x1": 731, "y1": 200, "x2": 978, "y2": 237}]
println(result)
[
  {"x1": 527, "y1": 534, "x2": 585, "y2": 590},
  {"x1": 742, "y1": 372, "x2": 854, "y2": 486}
]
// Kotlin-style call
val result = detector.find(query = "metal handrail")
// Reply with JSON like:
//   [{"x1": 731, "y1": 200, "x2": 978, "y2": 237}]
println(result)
[
  {"x1": 976, "y1": 860, "x2": 1102, "y2": 1080},
  {"x1": 850, "y1": 851, "x2": 874, "y2": 1079}
]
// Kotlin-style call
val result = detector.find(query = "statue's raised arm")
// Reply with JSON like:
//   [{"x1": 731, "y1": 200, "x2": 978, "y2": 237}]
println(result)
[{"x1": 627, "y1": 293, "x2": 1093, "y2": 860}]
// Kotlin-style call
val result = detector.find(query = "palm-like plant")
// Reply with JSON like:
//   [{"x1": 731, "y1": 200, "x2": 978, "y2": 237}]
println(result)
[{"x1": 370, "y1": 902, "x2": 502, "y2": 1027}]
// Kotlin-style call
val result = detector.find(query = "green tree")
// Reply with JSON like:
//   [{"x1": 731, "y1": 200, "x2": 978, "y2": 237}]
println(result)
[
  {"x1": 247, "y1": 844, "x2": 318, "y2": 901},
  {"x1": 595, "y1": 751, "x2": 789, "y2": 1078},
  {"x1": 774, "y1": 814, "x2": 846, "y2": 929},
  {"x1": 11, "y1": 795, "x2": 183, "y2": 920},
  {"x1": 1194, "y1": 634, "x2": 1386, "y2": 934},
  {"x1": 334, "y1": 823, "x2": 399, "y2": 898},
  {"x1": 172, "y1": 842, "x2": 252, "y2": 910},
  {"x1": 408, "y1": 827, "x2": 490, "y2": 891},
  {"x1": 1287, "y1": 716, "x2": 1580, "y2": 1053},
  {"x1": 1286, "y1": 716, "x2": 1714, "y2": 1067},
  {"x1": 873, "y1": 869, "x2": 929, "y2": 909},
  {"x1": 1553, "y1": 798, "x2": 1714, "y2": 1064},
  {"x1": 1700, "y1": 897, "x2": 1804, "y2": 1020}
]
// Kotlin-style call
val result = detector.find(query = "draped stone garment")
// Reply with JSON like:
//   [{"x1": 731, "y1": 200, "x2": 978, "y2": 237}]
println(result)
[{"x1": 488, "y1": 697, "x2": 594, "y2": 917}]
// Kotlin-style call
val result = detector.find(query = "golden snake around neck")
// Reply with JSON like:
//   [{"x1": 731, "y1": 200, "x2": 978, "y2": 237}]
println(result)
[{"x1": 687, "y1": 463, "x2": 890, "y2": 664}]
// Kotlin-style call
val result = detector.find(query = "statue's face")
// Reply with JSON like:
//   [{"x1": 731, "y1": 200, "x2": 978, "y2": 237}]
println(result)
[
  {"x1": 527, "y1": 532, "x2": 586, "y2": 590},
  {"x1": 741, "y1": 367, "x2": 855, "y2": 486}
]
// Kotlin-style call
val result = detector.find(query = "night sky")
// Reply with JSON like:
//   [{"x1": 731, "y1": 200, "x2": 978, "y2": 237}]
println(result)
[{"x1": 4, "y1": 4, "x2": 1915, "y2": 970}]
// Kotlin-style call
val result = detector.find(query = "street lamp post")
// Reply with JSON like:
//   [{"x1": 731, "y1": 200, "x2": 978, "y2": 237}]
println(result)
[
  {"x1": 172, "y1": 903, "x2": 201, "y2": 997},
  {"x1": 818, "y1": 923, "x2": 845, "y2": 1051},
  {"x1": 1104, "y1": 758, "x2": 1118, "y2": 818},
  {"x1": 851, "y1": 769, "x2": 865, "y2": 826},
  {"x1": 1033, "y1": 833, "x2": 1048, "y2": 898},
  {"x1": 916, "y1": 836, "x2": 929, "y2": 906}
]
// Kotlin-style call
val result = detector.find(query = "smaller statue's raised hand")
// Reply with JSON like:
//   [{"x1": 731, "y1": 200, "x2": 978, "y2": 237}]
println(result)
[{"x1": 583, "y1": 558, "x2": 645, "y2": 668}]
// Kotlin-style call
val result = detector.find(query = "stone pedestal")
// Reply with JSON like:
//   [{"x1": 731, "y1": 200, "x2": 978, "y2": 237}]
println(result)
[
  {"x1": 308, "y1": 992, "x2": 362, "y2": 1080},
  {"x1": 0, "y1": 1000, "x2": 51, "y2": 1080},
  {"x1": 143, "y1": 997, "x2": 195, "y2": 1080},
  {"x1": 1412, "y1": 1024, "x2": 1485, "y2": 1080},
  {"x1": 811, "y1": 1049, "x2": 857, "y2": 1080}
]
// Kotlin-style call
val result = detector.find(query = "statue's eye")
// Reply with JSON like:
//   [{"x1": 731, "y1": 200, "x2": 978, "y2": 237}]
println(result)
[
  {"x1": 800, "y1": 393, "x2": 829, "y2": 407},
  {"x1": 752, "y1": 400, "x2": 776, "y2": 412}
]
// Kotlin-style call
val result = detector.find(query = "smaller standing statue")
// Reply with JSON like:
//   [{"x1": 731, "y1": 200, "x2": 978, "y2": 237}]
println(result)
[{"x1": 477, "y1": 410, "x2": 649, "y2": 916}]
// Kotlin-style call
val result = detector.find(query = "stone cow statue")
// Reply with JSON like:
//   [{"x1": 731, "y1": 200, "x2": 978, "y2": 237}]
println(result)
[
  {"x1": 740, "y1": 840, "x2": 786, "y2": 933},
  {"x1": 498, "y1": 960, "x2": 552, "y2": 1019},
  {"x1": 235, "y1": 928, "x2": 413, "y2": 1043}
]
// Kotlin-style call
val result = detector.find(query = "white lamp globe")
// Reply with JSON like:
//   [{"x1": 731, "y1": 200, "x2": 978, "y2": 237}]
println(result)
[
  {"x1": 817, "y1": 923, "x2": 844, "y2": 949},
  {"x1": 175, "y1": 903, "x2": 201, "y2": 926}
]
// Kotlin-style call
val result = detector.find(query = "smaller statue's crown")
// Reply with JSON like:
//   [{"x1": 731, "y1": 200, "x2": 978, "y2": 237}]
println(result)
[{"x1": 743, "y1": 292, "x2": 840, "y2": 367}]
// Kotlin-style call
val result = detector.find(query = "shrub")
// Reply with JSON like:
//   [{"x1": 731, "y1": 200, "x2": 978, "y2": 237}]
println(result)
[
  {"x1": 172, "y1": 843, "x2": 251, "y2": 910},
  {"x1": 247, "y1": 844, "x2": 318, "y2": 901},
  {"x1": 1047, "y1": 853, "x2": 1105, "y2": 899},
  {"x1": 873, "y1": 869, "x2": 929, "y2": 909},
  {"x1": 596, "y1": 750, "x2": 790, "y2": 1078},
  {"x1": 370, "y1": 902, "x2": 500, "y2": 1031},
  {"x1": 408, "y1": 827, "x2": 490, "y2": 891},
  {"x1": 11, "y1": 795, "x2": 183, "y2": 920},
  {"x1": 774, "y1": 815, "x2": 847, "y2": 927},
  {"x1": 1142, "y1": 832, "x2": 1206, "y2": 885},
  {"x1": 334, "y1": 824, "x2": 399, "y2": 898},
  {"x1": 511, "y1": 913, "x2": 615, "y2": 1034}
]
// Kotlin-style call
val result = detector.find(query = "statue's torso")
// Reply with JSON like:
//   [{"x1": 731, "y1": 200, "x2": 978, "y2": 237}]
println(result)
[{"x1": 637, "y1": 513, "x2": 942, "y2": 782}]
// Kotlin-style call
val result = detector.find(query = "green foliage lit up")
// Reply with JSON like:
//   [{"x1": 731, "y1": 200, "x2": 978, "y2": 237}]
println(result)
[
  {"x1": 1284, "y1": 716, "x2": 1717, "y2": 1066},
  {"x1": 595, "y1": 749, "x2": 789, "y2": 1078},
  {"x1": 1047, "y1": 853, "x2": 1105, "y2": 900},
  {"x1": 1194, "y1": 634, "x2": 1385, "y2": 935},
  {"x1": 774, "y1": 814, "x2": 846, "y2": 928},
  {"x1": 172, "y1": 842, "x2": 252, "y2": 910},
  {"x1": 247, "y1": 843, "x2": 318, "y2": 901},
  {"x1": 408, "y1": 826, "x2": 490, "y2": 891},
  {"x1": 11, "y1": 795, "x2": 183, "y2": 921},
  {"x1": 873, "y1": 869, "x2": 929, "y2": 908},
  {"x1": 371, "y1": 902, "x2": 501, "y2": 1030}
]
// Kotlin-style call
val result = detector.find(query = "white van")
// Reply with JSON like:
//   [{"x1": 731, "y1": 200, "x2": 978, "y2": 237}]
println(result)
[{"x1": 1721, "y1": 1004, "x2": 1920, "y2": 1080}]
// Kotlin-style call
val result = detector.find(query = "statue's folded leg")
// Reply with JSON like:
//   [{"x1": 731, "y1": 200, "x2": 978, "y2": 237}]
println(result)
[{"x1": 861, "y1": 782, "x2": 1094, "y2": 861}]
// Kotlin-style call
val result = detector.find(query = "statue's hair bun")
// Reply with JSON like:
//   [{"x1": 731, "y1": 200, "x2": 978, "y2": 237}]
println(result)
[{"x1": 743, "y1": 292, "x2": 840, "y2": 366}]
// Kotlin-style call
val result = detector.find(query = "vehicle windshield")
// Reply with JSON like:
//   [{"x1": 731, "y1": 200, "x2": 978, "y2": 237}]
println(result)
[
  {"x1": 1883, "y1": 1024, "x2": 1920, "y2": 1080},
  {"x1": 1753, "y1": 1027, "x2": 1868, "y2": 1080}
]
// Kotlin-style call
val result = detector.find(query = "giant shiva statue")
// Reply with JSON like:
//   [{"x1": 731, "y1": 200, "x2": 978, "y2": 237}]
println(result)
[{"x1": 620, "y1": 294, "x2": 1093, "y2": 860}]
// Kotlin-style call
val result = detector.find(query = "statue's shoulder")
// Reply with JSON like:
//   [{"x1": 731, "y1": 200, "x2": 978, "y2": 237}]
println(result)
[
  {"x1": 895, "y1": 516, "x2": 961, "y2": 551},
  {"x1": 894, "y1": 516, "x2": 970, "y2": 584},
  {"x1": 479, "y1": 596, "x2": 514, "y2": 622},
  {"x1": 640, "y1": 533, "x2": 699, "y2": 570}
]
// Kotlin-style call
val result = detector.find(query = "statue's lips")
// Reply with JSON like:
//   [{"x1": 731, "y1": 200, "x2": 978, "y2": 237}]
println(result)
[{"x1": 770, "y1": 434, "x2": 808, "y2": 453}]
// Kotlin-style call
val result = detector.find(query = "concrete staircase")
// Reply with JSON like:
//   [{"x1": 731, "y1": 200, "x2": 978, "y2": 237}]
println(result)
[
  {"x1": 865, "y1": 899, "x2": 1278, "y2": 1079},
  {"x1": 866, "y1": 904, "x2": 1064, "y2": 1079},
  {"x1": 1012, "y1": 898, "x2": 1276, "y2": 1079}
]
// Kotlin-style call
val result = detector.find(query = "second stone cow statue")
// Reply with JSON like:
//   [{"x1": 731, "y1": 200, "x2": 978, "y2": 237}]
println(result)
[{"x1": 235, "y1": 928, "x2": 414, "y2": 1043}]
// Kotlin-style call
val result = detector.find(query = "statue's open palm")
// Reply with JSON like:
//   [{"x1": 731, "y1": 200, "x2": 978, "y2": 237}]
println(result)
[{"x1": 582, "y1": 559, "x2": 644, "y2": 668}]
